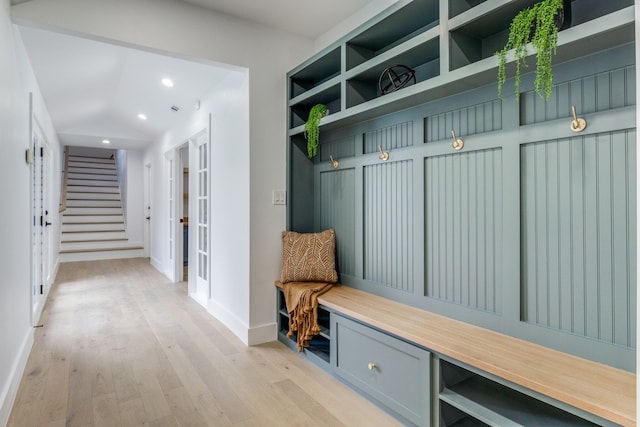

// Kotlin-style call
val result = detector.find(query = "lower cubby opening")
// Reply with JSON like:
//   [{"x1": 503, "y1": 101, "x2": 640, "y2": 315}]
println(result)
[
  {"x1": 439, "y1": 360, "x2": 599, "y2": 426},
  {"x1": 277, "y1": 287, "x2": 331, "y2": 365},
  {"x1": 440, "y1": 401, "x2": 488, "y2": 427}
]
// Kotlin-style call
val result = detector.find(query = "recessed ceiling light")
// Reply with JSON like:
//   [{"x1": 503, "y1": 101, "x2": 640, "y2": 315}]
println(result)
[
  {"x1": 161, "y1": 78, "x2": 174, "y2": 88},
  {"x1": 102, "y1": 139, "x2": 111, "y2": 144},
  {"x1": 138, "y1": 113, "x2": 147, "y2": 120}
]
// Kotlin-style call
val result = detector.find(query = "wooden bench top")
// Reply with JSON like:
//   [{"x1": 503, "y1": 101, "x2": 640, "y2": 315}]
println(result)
[{"x1": 276, "y1": 281, "x2": 636, "y2": 426}]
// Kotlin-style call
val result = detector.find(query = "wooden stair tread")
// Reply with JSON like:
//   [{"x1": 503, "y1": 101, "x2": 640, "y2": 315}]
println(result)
[
  {"x1": 60, "y1": 246, "x2": 143, "y2": 254},
  {"x1": 60, "y1": 237, "x2": 129, "y2": 243},
  {"x1": 62, "y1": 229, "x2": 126, "y2": 233}
]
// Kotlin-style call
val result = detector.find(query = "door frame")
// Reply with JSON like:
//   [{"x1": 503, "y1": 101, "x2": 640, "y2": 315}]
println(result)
[{"x1": 30, "y1": 103, "x2": 52, "y2": 326}]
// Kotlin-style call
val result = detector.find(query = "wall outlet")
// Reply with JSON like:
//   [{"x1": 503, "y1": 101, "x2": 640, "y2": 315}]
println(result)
[{"x1": 272, "y1": 190, "x2": 286, "y2": 205}]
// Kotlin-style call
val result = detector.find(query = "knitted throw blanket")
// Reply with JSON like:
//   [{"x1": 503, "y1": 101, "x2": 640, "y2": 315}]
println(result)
[{"x1": 283, "y1": 281, "x2": 333, "y2": 352}]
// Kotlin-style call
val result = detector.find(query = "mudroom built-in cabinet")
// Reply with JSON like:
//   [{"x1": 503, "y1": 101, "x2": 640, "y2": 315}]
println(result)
[{"x1": 281, "y1": 0, "x2": 636, "y2": 425}]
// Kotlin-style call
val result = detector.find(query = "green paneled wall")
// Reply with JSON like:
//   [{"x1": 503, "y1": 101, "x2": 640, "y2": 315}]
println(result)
[
  {"x1": 319, "y1": 169, "x2": 356, "y2": 276},
  {"x1": 521, "y1": 130, "x2": 636, "y2": 347},
  {"x1": 290, "y1": 44, "x2": 636, "y2": 371},
  {"x1": 364, "y1": 160, "x2": 415, "y2": 292},
  {"x1": 425, "y1": 148, "x2": 503, "y2": 314}
]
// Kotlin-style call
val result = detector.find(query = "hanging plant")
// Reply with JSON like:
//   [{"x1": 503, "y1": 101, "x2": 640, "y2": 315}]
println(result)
[
  {"x1": 303, "y1": 104, "x2": 328, "y2": 159},
  {"x1": 496, "y1": 0, "x2": 567, "y2": 100}
]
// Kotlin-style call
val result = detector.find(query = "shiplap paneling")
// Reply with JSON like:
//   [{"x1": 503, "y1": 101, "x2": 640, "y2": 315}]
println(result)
[
  {"x1": 424, "y1": 100, "x2": 502, "y2": 143},
  {"x1": 364, "y1": 121, "x2": 413, "y2": 154},
  {"x1": 520, "y1": 130, "x2": 636, "y2": 348},
  {"x1": 424, "y1": 149, "x2": 503, "y2": 314},
  {"x1": 320, "y1": 135, "x2": 356, "y2": 161},
  {"x1": 520, "y1": 65, "x2": 636, "y2": 125},
  {"x1": 363, "y1": 160, "x2": 413, "y2": 291},
  {"x1": 320, "y1": 168, "x2": 356, "y2": 277}
]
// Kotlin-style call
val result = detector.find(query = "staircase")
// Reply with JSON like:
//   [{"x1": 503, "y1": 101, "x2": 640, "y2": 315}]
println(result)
[{"x1": 59, "y1": 153, "x2": 143, "y2": 262}]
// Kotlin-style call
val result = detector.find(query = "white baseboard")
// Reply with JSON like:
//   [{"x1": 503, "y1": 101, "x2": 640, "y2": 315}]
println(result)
[
  {"x1": 207, "y1": 299, "x2": 250, "y2": 345},
  {"x1": 206, "y1": 299, "x2": 277, "y2": 346},
  {"x1": 189, "y1": 291, "x2": 207, "y2": 309},
  {"x1": 247, "y1": 322, "x2": 278, "y2": 345},
  {"x1": 150, "y1": 255, "x2": 162, "y2": 272},
  {"x1": 0, "y1": 328, "x2": 34, "y2": 427}
]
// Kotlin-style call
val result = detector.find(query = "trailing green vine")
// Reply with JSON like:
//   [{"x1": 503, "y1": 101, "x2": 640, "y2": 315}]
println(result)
[
  {"x1": 496, "y1": 0, "x2": 564, "y2": 100},
  {"x1": 304, "y1": 104, "x2": 328, "y2": 159}
]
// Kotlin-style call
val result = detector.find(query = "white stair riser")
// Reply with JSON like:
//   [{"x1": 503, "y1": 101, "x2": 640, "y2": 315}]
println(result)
[
  {"x1": 59, "y1": 249, "x2": 144, "y2": 262},
  {"x1": 64, "y1": 207, "x2": 123, "y2": 215},
  {"x1": 68, "y1": 172, "x2": 117, "y2": 181},
  {"x1": 60, "y1": 240, "x2": 133, "y2": 250},
  {"x1": 68, "y1": 169, "x2": 117, "y2": 178},
  {"x1": 62, "y1": 223, "x2": 125, "y2": 232},
  {"x1": 62, "y1": 214, "x2": 123, "y2": 223},
  {"x1": 67, "y1": 193, "x2": 120, "y2": 206},
  {"x1": 67, "y1": 179, "x2": 118, "y2": 187},
  {"x1": 68, "y1": 162, "x2": 116, "y2": 170},
  {"x1": 66, "y1": 186, "x2": 119, "y2": 193},
  {"x1": 61, "y1": 231, "x2": 127, "y2": 241},
  {"x1": 67, "y1": 198, "x2": 122, "y2": 208},
  {"x1": 68, "y1": 156, "x2": 115, "y2": 165}
]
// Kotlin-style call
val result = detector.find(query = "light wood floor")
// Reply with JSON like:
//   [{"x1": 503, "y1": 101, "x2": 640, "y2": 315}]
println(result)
[{"x1": 8, "y1": 258, "x2": 400, "y2": 427}]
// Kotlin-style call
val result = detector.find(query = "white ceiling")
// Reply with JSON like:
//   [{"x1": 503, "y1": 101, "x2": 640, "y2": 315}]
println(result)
[
  {"x1": 15, "y1": 0, "x2": 380, "y2": 150},
  {"x1": 19, "y1": 26, "x2": 234, "y2": 150},
  {"x1": 178, "y1": 0, "x2": 375, "y2": 39}
]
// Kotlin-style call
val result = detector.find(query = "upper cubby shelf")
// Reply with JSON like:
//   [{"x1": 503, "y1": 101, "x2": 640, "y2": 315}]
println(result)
[
  {"x1": 289, "y1": 46, "x2": 341, "y2": 99},
  {"x1": 287, "y1": 0, "x2": 635, "y2": 134},
  {"x1": 449, "y1": 0, "x2": 634, "y2": 71},
  {"x1": 345, "y1": 0, "x2": 439, "y2": 71}
]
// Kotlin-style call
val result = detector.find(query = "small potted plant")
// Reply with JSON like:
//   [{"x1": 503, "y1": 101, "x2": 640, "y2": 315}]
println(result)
[
  {"x1": 304, "y1": 104, "x2": 328, "y2": 159},
  {"x1": 496, "y1": 0, "x2": 570, "y2": 100}
]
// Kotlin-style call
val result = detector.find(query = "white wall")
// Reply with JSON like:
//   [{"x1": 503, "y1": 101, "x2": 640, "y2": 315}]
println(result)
[
  {"x1": 0, "y1": 3, "x2": 60, "y2": 423},
  {"x1": 9, "y1": 0, "x2": 411, "y2": 349},
  {"x1": 12, "y1": 0, "x2": 314, "y2": 344},
  {"x1": 124, "y1": 149, "x2": 144, "y2": 245},
  {"x1": 116, "y1": 149, "x2": 127, "y2": 216},
  {"x1": 146, "y1": 69, "x2": 253, "y2": 339}
]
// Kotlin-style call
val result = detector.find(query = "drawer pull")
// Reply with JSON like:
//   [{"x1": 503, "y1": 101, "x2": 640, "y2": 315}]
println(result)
[{"x1": 368, "y1": 362, "x2": 376, "y2": 371}]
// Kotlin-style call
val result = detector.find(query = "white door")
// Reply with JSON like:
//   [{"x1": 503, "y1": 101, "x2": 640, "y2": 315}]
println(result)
[
  {"x1": 189, "y1": 129, "x2": 210, "y2": 306},
  {"x1": 30, "y1": 130, "x2": 50, "y2": 325},
  {"x1": 166, "y1": 151, "x2": 176, "y2": 280},
  {"x1": 144, "y1": 163, "x2": 151, "y2": 258}
]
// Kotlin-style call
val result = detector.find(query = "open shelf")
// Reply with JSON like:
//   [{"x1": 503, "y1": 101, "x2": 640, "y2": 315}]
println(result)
[
  {"x1": 448, "y1": 0, "x2": 633, "y2": 71},
  {"x1": 449, "y1": 0, "x2": 487, "y2": 19},
  {"x1": 346, "y1": 0, "x2": 439, "y2": 70},
  {"x1": 439, "y1": 360, "x2": 599, "y2": 426},
  {"x1": 440, "y1": 401, "x2": 489, "y2": 427},
  {"x1": 346, "y1": 35, "x2": 440, "y2": 108},
  {"x1": 290, "y1": 46, "x2": 341, "y2": 99},
  {"x1": 289, "y1": 83, "x2": 341, "y2": 129},
  {"x1": 276, "y1": 287, "x2": 331, "y2": 365}
]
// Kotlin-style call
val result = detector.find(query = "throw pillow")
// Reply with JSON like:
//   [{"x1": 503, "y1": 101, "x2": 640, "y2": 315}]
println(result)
[{"x1": 281, "y1": 229, "x2": 338, "y2": 283}]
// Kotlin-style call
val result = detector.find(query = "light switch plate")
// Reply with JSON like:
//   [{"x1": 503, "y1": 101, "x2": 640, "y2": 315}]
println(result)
[{"x1": 272, "y1": 190, "x2": 286, "y2": 205}]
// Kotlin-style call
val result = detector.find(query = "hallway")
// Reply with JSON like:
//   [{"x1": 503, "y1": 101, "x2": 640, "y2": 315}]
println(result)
[{"x1": 8, "y1": 259, "x2": 399, "y2": 427}]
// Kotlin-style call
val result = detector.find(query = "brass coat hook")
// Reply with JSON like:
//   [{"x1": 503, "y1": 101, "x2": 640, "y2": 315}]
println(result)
[
  {"x1": 451, "y1": 130, "x2": 464, "y2": 151},
  {"x1": 378, "y1": 145, "x2": 389, "y2": 161},
  {"x1": 570, "y1": 105, "x2": 587, "y2": 132},
  {"x1": 329, "y1": 155, "x2": 339, "y2": 169}
]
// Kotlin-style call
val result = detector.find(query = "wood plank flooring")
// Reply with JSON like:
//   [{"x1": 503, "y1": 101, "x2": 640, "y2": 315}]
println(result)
[{"x1": 8, "y1": 258, "x2": 400, "y2": 427}]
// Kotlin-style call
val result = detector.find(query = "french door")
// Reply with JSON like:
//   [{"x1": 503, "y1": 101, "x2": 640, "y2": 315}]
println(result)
[{"x1": 189, "y1": 129, "x2": 210, "y2": 305}]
